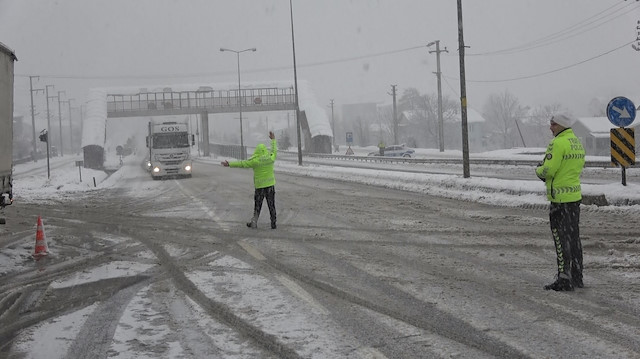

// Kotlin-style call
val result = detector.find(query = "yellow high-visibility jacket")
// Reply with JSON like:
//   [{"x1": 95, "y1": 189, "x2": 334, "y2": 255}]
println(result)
[
  {"x1": 229, "y1": 139, "x2": 277, "y2": 189},
  {"x1": 536, "y1": 129, "x2": 585, "y2": 203}
]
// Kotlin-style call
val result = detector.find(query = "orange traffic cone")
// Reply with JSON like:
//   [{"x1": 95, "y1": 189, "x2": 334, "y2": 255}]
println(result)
[{"x1": 33, "y1": 216, "x2": 48, "y2": 258}]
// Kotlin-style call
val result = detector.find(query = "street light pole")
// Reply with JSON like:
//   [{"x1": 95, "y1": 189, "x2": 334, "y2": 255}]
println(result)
[
  {"x1": 427, "y1": 40, "x2": 448, "y2": 152},
  {"x1": 29, "y1": 76, "x2": 44, "y2": 159},
  {"x1": 220, "y1": 47, "x2": 256, "y2": 160},
  {"x1": 289, "y1": 0, "x2": 303, "y2": 166},
  {"x1": 57, "y1": 90, "x2": 65, "y2": 157},
  {"x1": 329, "y1": 99, "x2": 335, "y2": 152},
  {"x1": 45, "y1": 85, "x2": 55, "y2": 179},
  {"x1": 64, "y1": 99, "x2": 75, "y2": 154}
]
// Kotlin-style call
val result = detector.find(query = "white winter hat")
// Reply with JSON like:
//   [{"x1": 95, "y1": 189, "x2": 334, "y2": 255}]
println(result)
[{"x1": 550, "y1": 114, "x2": 575, "y2": 128}]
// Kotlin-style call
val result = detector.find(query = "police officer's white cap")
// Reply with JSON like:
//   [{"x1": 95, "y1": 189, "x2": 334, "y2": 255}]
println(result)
[{"x1": 550, "y1": 114, "x2": 575, "y2": 128}]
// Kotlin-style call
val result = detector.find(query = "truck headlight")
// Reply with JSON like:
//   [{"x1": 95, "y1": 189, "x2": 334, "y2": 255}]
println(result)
[
  {"x1": 184, "y1": 165, "x2": 191, "y2": 171},
  {"x1": 146, "y1": 161, "x2": 151, "y2": 168},
  {"x1": 153, "y1": 167, "x2": 160, "y2": 173}
]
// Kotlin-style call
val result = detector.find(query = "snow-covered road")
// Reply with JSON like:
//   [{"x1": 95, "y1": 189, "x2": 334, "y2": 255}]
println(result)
[{"x1": 1, "y1": 151, "x2": 639, "y2": 358}]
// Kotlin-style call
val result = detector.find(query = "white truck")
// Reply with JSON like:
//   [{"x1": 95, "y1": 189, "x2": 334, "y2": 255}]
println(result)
[
  {"x1": 0, "y1": 42, "x2": 17, "y2": 224},
  {"x1": 146, "y1": 119, "x2": 194, "y2": 180}
]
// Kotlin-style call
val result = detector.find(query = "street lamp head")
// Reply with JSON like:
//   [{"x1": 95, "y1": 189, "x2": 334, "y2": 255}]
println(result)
[
  {"x1": 219, "y1": 48, "x2": 227, "y2": 52},
  {"x1": 250, "y1": 48, "x2": 257, "y2": 52},
  {"x1": 426, "y1": 41, "x2": 436, "y2": 47}
]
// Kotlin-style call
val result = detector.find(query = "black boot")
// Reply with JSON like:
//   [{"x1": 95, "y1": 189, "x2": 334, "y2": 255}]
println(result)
[
  {"x1": 544, "y1": 277, "x2": 574, "y2": 291},
  {"x1": 572, "y1": 275, "x2": 584, "y2": 288}
]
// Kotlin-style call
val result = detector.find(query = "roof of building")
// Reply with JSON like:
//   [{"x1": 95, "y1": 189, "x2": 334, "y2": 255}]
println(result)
[
  {"x1": 0, "y1": 41, "x2": 17, "y2": 60},
  {"x1": 447, "y1": 107, "x2": 486, "y2": 124},
  {"x1": 577, "y1": 116, "x2": 640, "y2": 134}
]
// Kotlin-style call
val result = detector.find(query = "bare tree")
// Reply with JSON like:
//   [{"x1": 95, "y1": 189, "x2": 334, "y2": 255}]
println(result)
[
  {"x1": 483, "y1": 91, "x2": 527, "y2": 149},
  {"x1": 398, "y1": 87, "x2": 458, "y2": 148},
  {"x1": 527, "y1": 103, "x2": 566, "y2": 147},
  {"x1": 376, "y1": 105, "x2": 392, "y2": 143},
  {"x1": 353, "y1": 116, "x2": 369, "y2": 146},
  {"x1": 399, "y1": 88, "x2": 436, "y2": 147}
]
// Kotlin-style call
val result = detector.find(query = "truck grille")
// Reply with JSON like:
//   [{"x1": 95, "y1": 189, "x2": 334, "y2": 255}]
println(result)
[{"x1": 162, "y1": 160, "x2": 182, "y2": 166}]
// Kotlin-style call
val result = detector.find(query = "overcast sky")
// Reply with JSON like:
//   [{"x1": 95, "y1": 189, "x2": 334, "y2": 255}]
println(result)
[{"x1": 2, "y1": 0, "x2": 640, "y2": 118}]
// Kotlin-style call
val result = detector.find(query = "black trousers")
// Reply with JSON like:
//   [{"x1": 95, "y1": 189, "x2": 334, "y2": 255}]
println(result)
[
  {"x1": 253, "y1": 186, "x2": 276, "y2": 224},
  {"x1": 549, "y1": 201, "x2": 582, "y2": 281}
]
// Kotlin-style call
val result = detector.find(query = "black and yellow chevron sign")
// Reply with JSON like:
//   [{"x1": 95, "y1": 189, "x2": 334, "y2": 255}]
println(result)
[{"x1": 610, "y1": 128, "x2": 635, "y2": 167}]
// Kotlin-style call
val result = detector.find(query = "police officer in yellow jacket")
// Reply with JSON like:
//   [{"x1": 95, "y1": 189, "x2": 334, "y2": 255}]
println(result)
[
  {"x1": 221, "y1": 131, "x2": 278, "y2": 229},
  {"x1": 536, "y1": 114, "x2": 585, "y2": 291}
]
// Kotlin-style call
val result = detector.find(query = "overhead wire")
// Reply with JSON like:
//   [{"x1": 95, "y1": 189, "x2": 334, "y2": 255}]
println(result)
[
  {"x1": 447, "y1": 39, "x2": 636, "y2": 83},
  {"x1": 14, "y1": 4, "x2": 639, "y2": 85},
  {"x1": 15, "y1": 45, "x2": 428, "y2": 81},
  {"x1": 467, "y1": 2, "x2": 636, "y2": 56}
]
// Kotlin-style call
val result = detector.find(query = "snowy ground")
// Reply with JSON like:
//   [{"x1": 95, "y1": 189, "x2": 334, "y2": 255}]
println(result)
[
  {"x1": 5, "y1": 146, "x2": 639, "y2": 280},
  {"x1": 2, "y1": 146, "x2": 639, "y2": 358},
  {"x1": 10, "y1": 146, "x2": 640, "y2": 208}
]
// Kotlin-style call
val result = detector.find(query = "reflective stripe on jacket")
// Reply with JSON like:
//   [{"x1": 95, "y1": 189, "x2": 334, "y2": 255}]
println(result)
[
  {"x1": 535, "y1": 129, "x2": 585, "y2": 203},
  {"x1": 229, "y1": 139, "x2": 277, "y2": 189}
]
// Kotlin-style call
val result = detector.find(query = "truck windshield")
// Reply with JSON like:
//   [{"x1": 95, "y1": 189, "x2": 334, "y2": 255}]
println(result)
[{"x1": 153, "y1": 133, "x2": 190, "y2": 149}]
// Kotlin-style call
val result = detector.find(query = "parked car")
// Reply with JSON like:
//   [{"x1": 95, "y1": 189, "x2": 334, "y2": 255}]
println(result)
[{"x1": 368, "y1": 144, "x2": 415, "y2": 158}]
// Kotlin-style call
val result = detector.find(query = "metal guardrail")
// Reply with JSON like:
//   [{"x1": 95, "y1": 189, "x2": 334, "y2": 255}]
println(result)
[
  {"x1": 278, "y1": 151, "x2": 637, "y2": 169},
  {"x1": 209, "y1": 143, "x2": 247, "y2": 160}
]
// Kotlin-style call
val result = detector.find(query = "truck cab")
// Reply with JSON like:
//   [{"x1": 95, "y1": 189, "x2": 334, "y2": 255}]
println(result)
[{"x1": 146, "y1": 120, "x2": 194, "y2": 179}]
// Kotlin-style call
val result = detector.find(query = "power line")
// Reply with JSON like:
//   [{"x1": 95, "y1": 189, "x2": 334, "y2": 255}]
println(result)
[
  {"x1": 450, "y1": 39, "x2": 635, "y2": 83},
  {"x1": 13, "y1": 3, "x2": 638, "y2": 85},
  {"x1": 15, "y1": 45, "x2": 429, "y2": 81},
  {"x1": 467, "y1": 2, "x2": 638, "y2": 56}
]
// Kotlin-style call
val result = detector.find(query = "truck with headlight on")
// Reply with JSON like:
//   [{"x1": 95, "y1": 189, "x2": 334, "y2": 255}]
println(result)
[{"x1": 146, "y1": 119, "x2": 194, "y2": 179}]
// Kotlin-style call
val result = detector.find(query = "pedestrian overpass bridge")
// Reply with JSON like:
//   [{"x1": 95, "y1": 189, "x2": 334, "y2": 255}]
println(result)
[
  {"x1": 106, "y1": 86, "x2": 297, "y2": 118},
  {"x1": 82, "y1": 82, "x2": 333, "y2": 169}
]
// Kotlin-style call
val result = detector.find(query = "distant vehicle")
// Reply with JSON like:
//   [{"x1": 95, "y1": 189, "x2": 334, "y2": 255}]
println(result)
[
  {"x1": 50, "y1": 146, "x2": 58, "y2": 157},
  {"x1": 0, "y1": 42, "x2": 17, "y2": 225},
  {"x1": 368, "y1": 144, "x2": 415, "y2": 158}
]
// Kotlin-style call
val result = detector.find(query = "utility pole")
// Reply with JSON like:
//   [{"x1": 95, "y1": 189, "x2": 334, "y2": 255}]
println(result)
[
  {"x1": 79, "y1": 104, "x2": 84, "y2": 144},
  {"x1": 427, "y1": 40, "x2": 448, "y2": 152},
  {"x1": 329, "y1": 99, "x2": 335, "y2": 151},
  {"x1": 45, "y1": 85, "x2": 55, "y2": 178},
  {"x1": 29, "y1": 76, "x2": 44, "y2": 160},
  {"x1": 389, "y1": 85, "x2": 398, "y2": 145},
  {"x1": 457, "y1": 0, "x2": 470, "y2": 178},
  {"x1": 63, "y1": 99, "x2": 75, "y2": 154},
  {"x1": 57, "y1": 91, "x2": 65, "y2": 156}
]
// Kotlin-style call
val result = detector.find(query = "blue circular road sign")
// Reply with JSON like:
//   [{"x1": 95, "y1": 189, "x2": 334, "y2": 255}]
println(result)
[{"x1": 606, "y1": 96, "x2": 636, "y2": 127}]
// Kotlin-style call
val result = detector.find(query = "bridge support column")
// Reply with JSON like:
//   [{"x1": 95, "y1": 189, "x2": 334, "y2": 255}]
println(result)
[{"x1": 201, "y1": 111, "x2": 210, "y2": 157}]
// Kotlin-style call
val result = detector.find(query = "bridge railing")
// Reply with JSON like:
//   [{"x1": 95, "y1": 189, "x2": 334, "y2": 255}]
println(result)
[{"x1": 107, "y1": 87, "x2": 296, "y2": 113}]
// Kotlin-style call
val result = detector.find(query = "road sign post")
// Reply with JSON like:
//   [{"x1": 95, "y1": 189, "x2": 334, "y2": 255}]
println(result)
[
  {"x1": 607, "y1": 97, "x2": 637, "y2": 186},
  {"x1": 345, "y1": 132, "x2": 354, "y2": 155},
  {"x1": 75, "y1": 160, "x2": 84, "y2": 182}
]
